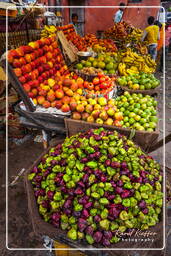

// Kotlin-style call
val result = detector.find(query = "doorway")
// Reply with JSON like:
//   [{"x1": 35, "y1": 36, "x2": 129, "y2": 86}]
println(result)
[{"x1": 69, "y1": 0, "x2": 85, "y2": 36}]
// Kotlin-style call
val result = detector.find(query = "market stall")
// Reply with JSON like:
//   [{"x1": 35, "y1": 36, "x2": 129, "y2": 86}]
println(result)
[{"x1": 2, "y1": 18, "x2": 170, "y2": 254}]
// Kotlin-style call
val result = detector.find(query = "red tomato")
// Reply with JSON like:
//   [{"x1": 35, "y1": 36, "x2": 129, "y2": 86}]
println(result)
[
  {"x1": 93, "y1": 77, "x2": 100, "y2": 85},
  {"x1": 94, "y1": 85, "x2": 100, "y2": 91},
  {"x1": 97, "y1": 72, "x2": 104, "y2": 78},
  {"x1": 84, "y1": 81, "x2": 89, "y2": 88},
  {"x1": 99, "y1": 77, "x2": 106, "y2": 83}
]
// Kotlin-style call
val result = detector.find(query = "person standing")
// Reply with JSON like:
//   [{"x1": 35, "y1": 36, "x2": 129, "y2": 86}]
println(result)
[
  {"x1": 113, "y1": 3, "x2": 126, "y2": 24},
  {"x1": 141, "y1": 16, "x2": 160, "y2": 60},
  {"x1": 70, "y1": 13, "x2": 82, "y2": 36}
]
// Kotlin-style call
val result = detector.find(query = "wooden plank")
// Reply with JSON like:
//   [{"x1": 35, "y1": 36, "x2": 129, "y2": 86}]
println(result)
[{"x1": 57, "y1": 31, "x2": 77, "y2": 64}]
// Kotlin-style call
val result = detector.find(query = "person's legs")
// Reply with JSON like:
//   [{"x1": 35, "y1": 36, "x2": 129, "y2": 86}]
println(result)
[{"x1": 148, "y1": 45, "x2": 157, "y2": 60}]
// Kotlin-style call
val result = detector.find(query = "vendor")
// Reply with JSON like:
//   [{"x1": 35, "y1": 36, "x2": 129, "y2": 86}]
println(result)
[
  {"x1": 141, "y1": 16, "x2": 160, "y2": 60},
  {"x1": 113, "y1": 2, "x2": 125, "y2": 24},
  {"x1": 70, "y1": 13, "x2": 82, "y2": 36}
]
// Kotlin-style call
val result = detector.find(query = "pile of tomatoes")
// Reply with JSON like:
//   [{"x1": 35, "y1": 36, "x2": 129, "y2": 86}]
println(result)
[{"x1": 83, "y1": 73, "x2": 116, "y2": 97}]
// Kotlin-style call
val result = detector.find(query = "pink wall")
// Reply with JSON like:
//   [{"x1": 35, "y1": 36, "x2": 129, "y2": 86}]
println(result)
[
  {"x1": 85, "y1": 0, "x2": 127, "y2": 34},
  {"x1": 61, "y1": 0, "x2": 160, "y2": 34},
  {"x1": 124, "y1": 0, "x2": 160, "y2": 29}
]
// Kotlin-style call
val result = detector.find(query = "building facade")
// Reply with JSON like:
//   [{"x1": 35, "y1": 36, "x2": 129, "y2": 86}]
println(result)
[{"x1": 46, "y1": 0, "x2": 161, "y2": 35}]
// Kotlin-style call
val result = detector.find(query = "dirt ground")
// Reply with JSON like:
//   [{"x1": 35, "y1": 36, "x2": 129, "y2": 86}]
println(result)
[{"x1": 0, "y1": 57, "x2": 171, "y2": 256}]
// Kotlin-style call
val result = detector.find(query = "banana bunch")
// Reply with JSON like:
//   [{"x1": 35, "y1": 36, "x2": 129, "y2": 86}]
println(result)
[
  {"x1": 41, "y1": 25, "x2": 57, "y2": 38},
  {"x1": 118, "y1": 49, "x2": 156, "y2": 75},
  {"x1": 118, "y1": 63, "x2": 139, "y2": 76}
]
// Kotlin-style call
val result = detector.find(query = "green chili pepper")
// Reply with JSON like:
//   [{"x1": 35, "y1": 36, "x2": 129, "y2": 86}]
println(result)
[
  {"x1": 110, "y1": 236, "x2": 121, "y2": 243},
  {"x1": 127, "y1": 147, "x2": 135, "y2": 154},
  {"x1": 78, "y1": 232, "x2": 84, "y2": 240},
  {"x1": 124, "y1": 182, "x2": 133, "y2": 189},
  {"x1": 68, "y1": 154, "x2": 76, "y2": 161},
  {"x1": 91, "y1": 192, "x2": 100, "y2": 199},
  {"x1": 41, "y1": 181, "x2": 48, "y2": 189},
  {"x1": 86, "y1": 234, "x2": 94, "y2": 244},
  {"x1": 119, "y1": 210, "x2": 129, "y2": 220},
  {"x1": 86, "y1": 147, "x2": 95, "y2": 154},
  {"x1": 132, "y1": 170, "x2": 140, "y2": 177},
  {"x1": 66, "y1": 167, "x2": 72, "y2": 176},
  {"x1": 91, "y1": 184, "x2": 98, "y2": 192},
  {"x1": 121, "y1": 175, "x2": 130, "y2": 183},
  {"x1": 98, "y1": 188, "x2": 104, "y2": 197},
  {"x1": 72, "y1": 175, "x2": 80, "y2": 183},
  {"x1": 147, "y1": 216, "x2": 157, "y2": 226},
  {"x1": 125, "y1": 220, "x2": 134, "y2": 228},
  {"x1": 141, "y1": 224, "x2": 149, "y2": 230},
  {"x1": 119, "y1": 148, "x2": 126, "y2": 155},
  {"x1": 50, "y1": 201, "x2": 59, "y2": 210},
  {"x1": 91, "y1": 223, "x2": 97, "y2": 231},
  {"x1": 141, "y1": 193, "x2": 148, "y2": 199},
  {"x1": 47, "y1": 180, "x2": 55, "y2": 185},
  {"x1": 67, "y1": 228, "x2": 77, "y2": 240},
  {"x1": 37, "y1": 196, "x2": 44, "y2": 204},
  {"x1": 155, "y1": 181, "x2": 162, "y2": 191},
  {"x1": 68, "y1": 148, "x2": 75, "y2": 154},
  {"x1": 122, "y1": 198, "x2": 131, "y2": 207},
  {"x1": 110, "y1": 222, "x2": 119, "y2": 231},
  {"x1": 74, "y1": 204, "x2": 83, "y2": 212},
  {"x1": 130, "y1": 197, "x2": 138, "y2": 207},
  {"x1": 118, "y1": 226, "x2": 127, "y2": 232},
  {"x1": 99, "y1": 156, "x2": 107, "y2": 163},
  {"x1": 100, "y1": 208, "x2": 109, "y2": 219},
  {"x1": 90, "y1": 208, "x2": 97, "y2": 216},
  {"x1": 76, "y1": 160, "x2": 84, "y2": 171},
  {"x1": 52, "y1": 165, "x2": 61, "y2": 173},
  {"x1": 104, "y1": 182, "x2": 113, "y2": 191},
  {"x1": 86, "y1": 188, "x2": 91, "y2": 196},
  {"x1": 108, "y1": 147, "x2": 117, "y2": 156},
  {"x1": 46, "y1": 157, "x2": 53, "y2": 164},
  {"x1": 44, "y1": 213, "x2": 50, "y2": 222},
  {"x1": 108, "y1": 135, "x2": 116, "y2": 141},
  {"x1": 99, "y1": 198, "x2": 109, "y2": 205},
  {"x1": 98, "y1": 182, "x2": 105, "y2": 188},
  {"x1": 68, "y1": 160, "x2": 76, "y2": 169},
  {"x1": 61, "y1": 214, "x2": 68, "y2": 223},
  {"x1": 28, "y1": 173, "x2": 36, "y2": 181},
  {"x1": 63, "y1": 174, "x2": 70, "y2": 182},
  {"x1": 155, "y1": 207, "x2": 161, "y2": 214},
  {"x1": 86, "y1": 161, "x2": 98, "y2": 169},
  {"x1": 89, "y1": 137, "x2": 98, "y2": 146},
  {"x1": 114, "y1": 195, "x2": 122, "y2": 204},
  {"x1": 155, "y1": 199, "x2": 162, "y2": 207},
  {"x1": 107, "y1": 167, "x2": 116, "y2": 176},
  {"x1": 49, "y1": 185, "x2": 56, "y2": 191},
  {"x1": 101, "y1": 148, "x2": 108, "y2": 155},
  {"x1": 134, "y1": 183, "x2": 141, "y2": 190},
  {"x1": 54, "y1": 191, "x2": 62, "y2": 201},
  {"x1": 69, "y1": 216, "x2": 76, "y2": 224},
  {"x1": 61, "y1": 222, "x2": 69, "y2": 230},
  {"x1": 87, "y1": 216, "x2": 93, "y2": 225},
  {"x1": 99, "y1": 219, "x2": 110, "y2": 230},
  {"x1": 89, "y1": 174, "x2": 96, "y2": 184},
  {"x1": 135, "y1": 191, "x2": 141, "y2": 201},
  {"x1": 39, "y1": 205, "x2": 47, "y2": 214},
  {"x1": 138, "y1": 211, "x2": 145, "y2": 221},
  {"x1": 99, "y1": 164, "x2": 106, "y2": 172}
]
